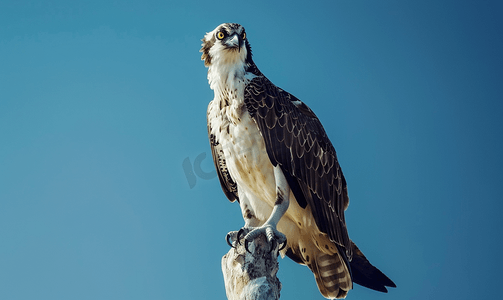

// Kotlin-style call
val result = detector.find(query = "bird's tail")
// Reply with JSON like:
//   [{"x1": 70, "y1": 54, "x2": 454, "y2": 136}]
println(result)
[
  {"x1": 307, "y1": 241, "x2": 396, "y2": 299},
  {"x1": 349, "y1": 241, "x2": 396, "y2": 293},
  {"x1": 309, "y1": 251, "x2": 352, "y2": 299}
]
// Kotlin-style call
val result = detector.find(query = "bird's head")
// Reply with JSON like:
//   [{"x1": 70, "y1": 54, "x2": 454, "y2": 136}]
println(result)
[{"x1": 200, "y1": 23, "x2": 252, "y2": 68}]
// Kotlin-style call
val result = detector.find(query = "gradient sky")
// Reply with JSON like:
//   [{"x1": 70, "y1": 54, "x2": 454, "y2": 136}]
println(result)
[{"x1": 1, "y1": 1, "x2": 502, "y2": 299}]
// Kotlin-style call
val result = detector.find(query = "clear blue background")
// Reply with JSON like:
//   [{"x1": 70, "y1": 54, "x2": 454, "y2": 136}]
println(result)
[{"x1": 1, "y1": 1, "x2": 502, "y2": 299}]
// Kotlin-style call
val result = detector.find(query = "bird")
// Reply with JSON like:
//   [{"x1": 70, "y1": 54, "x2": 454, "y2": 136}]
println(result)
[{"x1": 201, "y1": 23, "x2": 395, "y2": 299}]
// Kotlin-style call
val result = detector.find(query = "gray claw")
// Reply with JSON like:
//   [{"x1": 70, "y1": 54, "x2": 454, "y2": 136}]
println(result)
[
  {"x1": 237, "y1": 228, "x2": 246, "y2": 245},
  {"x1": 278, "y1": 239, "x2": 287, "y2": 252},
  {"x1": 244, "y1": 238, "x2": 252, "y2": 253},
  {"x1": 226, "y1": 232, "x2": 234, "y2": 248}
]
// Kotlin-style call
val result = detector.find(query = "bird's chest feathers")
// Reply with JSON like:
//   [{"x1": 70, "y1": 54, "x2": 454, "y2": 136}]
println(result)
[
  {"x1": 208, "y1": 85, "x2": 274, "y2": 199},
  {"x1": 225, "y1": 117, "x2": 275, "y2": 203},
  {"x1": 209, "y1": 99, "x2": 272, "y2": 182}
]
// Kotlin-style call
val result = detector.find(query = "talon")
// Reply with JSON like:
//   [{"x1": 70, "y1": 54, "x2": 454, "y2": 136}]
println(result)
[
  {"x1": 244, "y1": 238, "x2": 252, "y2": 254},
  {"x1": 226, "y1": 233, "x2": 235, "y2": 248},
  {"x1": 278, "y1": 239, "x2": 287, "y2": 252}
]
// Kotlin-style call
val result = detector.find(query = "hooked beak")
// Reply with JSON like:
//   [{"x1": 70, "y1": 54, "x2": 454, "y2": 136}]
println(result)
[{"x1": 225, "y1": 33, "x2": 242, "y2": 52}]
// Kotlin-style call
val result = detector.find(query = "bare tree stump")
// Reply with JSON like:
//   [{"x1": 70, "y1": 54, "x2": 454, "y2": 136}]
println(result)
[{"x1": 221, "y1": 229, "x2": 282, "y2": 300}]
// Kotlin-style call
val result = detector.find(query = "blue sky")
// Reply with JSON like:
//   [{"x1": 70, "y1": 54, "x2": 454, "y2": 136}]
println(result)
[{"x1": 1, "y1": 1, "x2": 502, "y2": 299}]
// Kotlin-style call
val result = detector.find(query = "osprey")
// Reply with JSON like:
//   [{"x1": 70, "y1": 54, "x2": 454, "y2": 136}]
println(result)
[{"x1": 201, "y1": 23, "x2": 395, "y2": 299}]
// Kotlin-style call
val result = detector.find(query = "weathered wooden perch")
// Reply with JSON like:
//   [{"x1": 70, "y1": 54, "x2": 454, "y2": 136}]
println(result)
[{"x1": 221, "y1": 229, "x2": 282, "y2": 300}]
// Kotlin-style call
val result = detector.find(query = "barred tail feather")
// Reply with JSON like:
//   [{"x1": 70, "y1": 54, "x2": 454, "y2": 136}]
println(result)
[{"x1": 310, "y1": 252, "x2": 352, "y2": 299}]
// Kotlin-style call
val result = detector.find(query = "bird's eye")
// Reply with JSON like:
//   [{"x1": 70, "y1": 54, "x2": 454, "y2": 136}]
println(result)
[{"x1": 217, "y1": 31, "x2": 225, "y2": 40}]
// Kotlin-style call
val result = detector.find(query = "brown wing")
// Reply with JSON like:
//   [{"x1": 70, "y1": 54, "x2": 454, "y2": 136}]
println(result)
[
  {"x1": 207, "y1": 119, "x2": 238, "y2": 203},
  {"x1": 244, "y1": 76, "x2": 352, "y2": 259}
]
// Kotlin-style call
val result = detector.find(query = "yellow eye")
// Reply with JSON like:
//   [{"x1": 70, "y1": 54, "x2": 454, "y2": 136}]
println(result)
[
  {"x1": 217, "y1": 31, "x2": 225, "y2": 40},
  {"x1": 242, "y1": 32, "x2": 246, "y2": 40}
]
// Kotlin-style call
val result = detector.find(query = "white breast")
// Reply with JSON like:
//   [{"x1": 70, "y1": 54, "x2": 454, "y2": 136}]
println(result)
[{"x1": 208, "y1": 95, "x2": 277, "y2": 211}]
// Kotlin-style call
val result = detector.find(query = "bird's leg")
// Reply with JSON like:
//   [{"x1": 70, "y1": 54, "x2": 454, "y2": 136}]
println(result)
[
  {"x1": 226, "y1": 194, "x2": 262, "y2": 248},
  {"x1": 243, "y1": 165, "x2": 290, "y2": 252}
]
